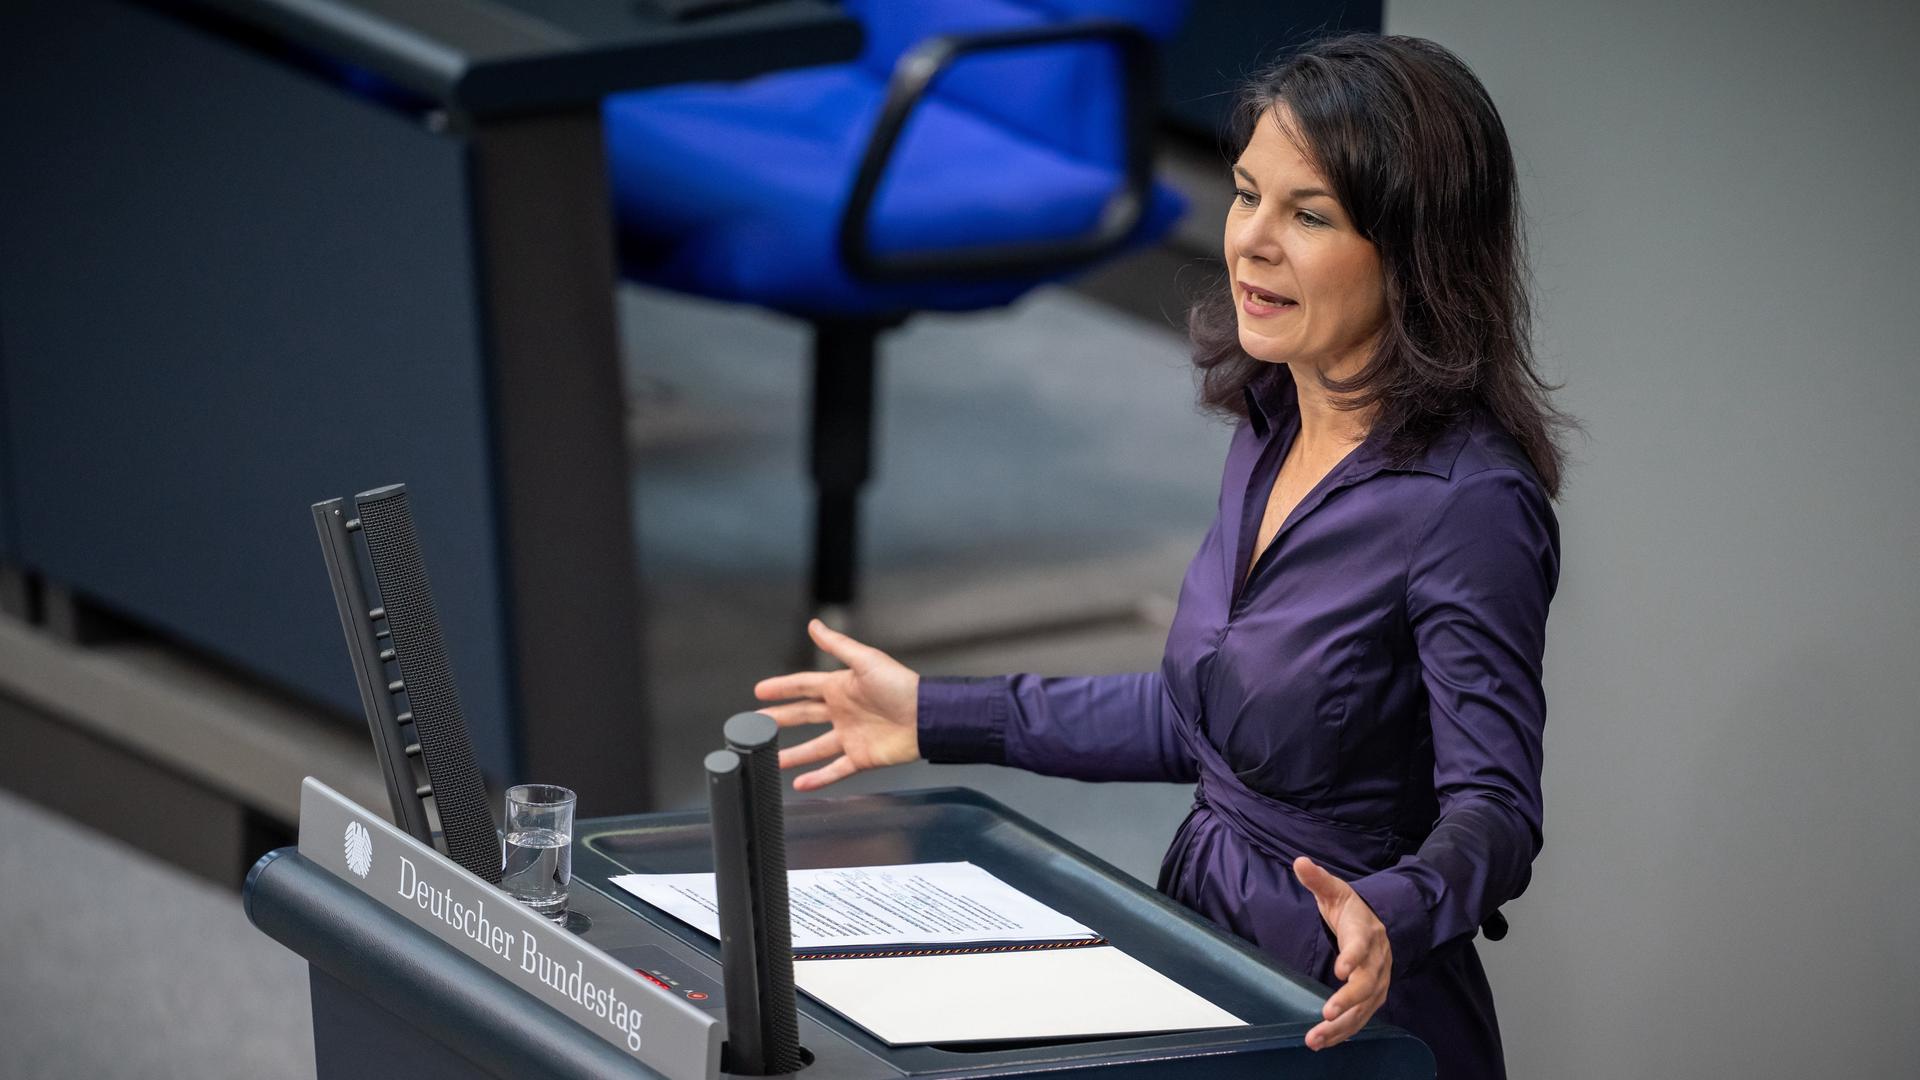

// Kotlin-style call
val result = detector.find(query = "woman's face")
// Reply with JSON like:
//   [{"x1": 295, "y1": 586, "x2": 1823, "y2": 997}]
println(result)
[{"x1": 1225, "y1": 107, "x2": 1388, "y2": 374}]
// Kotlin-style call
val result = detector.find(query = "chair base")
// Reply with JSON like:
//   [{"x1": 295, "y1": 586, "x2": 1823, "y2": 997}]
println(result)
[{"x1": 807, "y1": 317, "x2": 903, "y2": 613}]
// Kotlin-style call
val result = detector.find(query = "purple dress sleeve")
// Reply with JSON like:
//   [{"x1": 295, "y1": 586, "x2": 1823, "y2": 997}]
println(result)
[
  {"x1": 1348, "y1": 467, "x2": 1560, "y2": 977},
  {"x1": 917, "y1": 672, "x2": 1198, "y2": 784}
]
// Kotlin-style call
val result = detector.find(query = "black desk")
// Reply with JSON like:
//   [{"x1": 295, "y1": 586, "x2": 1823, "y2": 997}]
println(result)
[
  {"x1": 0, "y1": 0, "x2": 859, "y2": 810},
  {"x1": 247, "y1": 782, "x2": 1435, "y2": 1079}
]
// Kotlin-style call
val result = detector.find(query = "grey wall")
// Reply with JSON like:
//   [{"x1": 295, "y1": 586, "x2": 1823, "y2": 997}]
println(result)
[{"x1": 1384, "y1": 1, "x2": 1920, "y2": 1076}]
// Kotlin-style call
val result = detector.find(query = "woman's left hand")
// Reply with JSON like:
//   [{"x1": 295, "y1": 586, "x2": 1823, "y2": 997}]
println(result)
[{"x1": 1293, "y1": 856, "x2": 1392, "y2": 1052}]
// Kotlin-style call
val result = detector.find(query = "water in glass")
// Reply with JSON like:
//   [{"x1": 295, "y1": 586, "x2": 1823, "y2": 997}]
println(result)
[{"x1": 501, "y1": 826, "x2": 571, "y2": 919}]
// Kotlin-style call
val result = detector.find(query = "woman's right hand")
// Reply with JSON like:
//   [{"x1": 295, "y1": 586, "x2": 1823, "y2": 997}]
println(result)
[{"x1": 753, "y1": 619, "x2": 921, "y2": 792}]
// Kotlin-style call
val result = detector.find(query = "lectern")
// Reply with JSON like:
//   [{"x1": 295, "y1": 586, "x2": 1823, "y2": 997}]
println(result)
[
  {"x1": 247, "y1": 779, "x2": 1435, "y2": 1079},
  {"x1": 251, "y1": 483, "x2": 1435, "y2": 1077}
]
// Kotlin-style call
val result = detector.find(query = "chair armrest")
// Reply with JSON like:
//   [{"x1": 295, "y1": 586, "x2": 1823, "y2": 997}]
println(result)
[{"x1": 837, "y1": 19, "x2": 1159, "y2": 284}]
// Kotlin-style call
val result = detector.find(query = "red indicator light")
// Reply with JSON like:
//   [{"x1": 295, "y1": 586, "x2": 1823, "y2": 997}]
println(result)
[
  {"x1": 634, "y1": 969, "x2": 673, "y2": 991},
  {"x1": 687, "y1": 991, "x2": 709, "y2": 1001}
]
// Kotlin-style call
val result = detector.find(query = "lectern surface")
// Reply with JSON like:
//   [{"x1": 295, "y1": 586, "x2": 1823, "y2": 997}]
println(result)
[{"x1": 574, "y1": 787, "x2": 1434, "y2": 1078}]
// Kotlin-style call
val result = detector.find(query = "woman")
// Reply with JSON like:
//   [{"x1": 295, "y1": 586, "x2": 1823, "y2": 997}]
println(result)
[{"x1": 752, "y1": 33, "x2": 1567, "y2": 1080}]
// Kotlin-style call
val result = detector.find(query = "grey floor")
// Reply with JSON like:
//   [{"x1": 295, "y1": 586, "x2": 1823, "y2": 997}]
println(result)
[
  {"x1": 0, "y1": 785, "x2": 316, "y2": 1079},
  {"x1": 0, "y1": 272, "x2": 1237, "y2": 1077}
]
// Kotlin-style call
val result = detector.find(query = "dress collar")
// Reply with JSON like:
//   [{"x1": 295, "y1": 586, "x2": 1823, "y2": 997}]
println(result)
[
  {"x1": 1241, "y1": 366, "x2": 1294, "y2": 440},
  {"x1": 1242, "y1": 365, "x2": 1471, "y2": 479}
]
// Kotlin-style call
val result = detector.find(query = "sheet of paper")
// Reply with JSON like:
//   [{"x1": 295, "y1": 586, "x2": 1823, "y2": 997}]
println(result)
[
  {"x1": 610, "y1": 862, "x2": 1098, "y2": 951},
  {"x1": 793, "y1": 946, "x2": 1247, "y2": 1045}
]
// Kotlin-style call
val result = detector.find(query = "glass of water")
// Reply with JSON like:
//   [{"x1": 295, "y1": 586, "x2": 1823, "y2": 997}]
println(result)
[{"x1": 502, "y1": 784, "x2": 575, "y2": 921}]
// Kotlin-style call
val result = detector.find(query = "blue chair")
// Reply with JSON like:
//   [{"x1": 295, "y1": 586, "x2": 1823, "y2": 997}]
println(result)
[{"x1": 604, "y1": 1, "x2": 1190, "y2": 621}]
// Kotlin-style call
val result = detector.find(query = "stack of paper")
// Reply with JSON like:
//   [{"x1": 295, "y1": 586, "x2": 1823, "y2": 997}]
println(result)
[{"x1": 611, "y1": 861, "x2": 1246, "y2": 1045}]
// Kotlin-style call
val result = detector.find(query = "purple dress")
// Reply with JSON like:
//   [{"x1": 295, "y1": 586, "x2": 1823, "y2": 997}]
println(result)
[{"x1": 916, "y1": 372, "x2": 1559, "y2": 1080}]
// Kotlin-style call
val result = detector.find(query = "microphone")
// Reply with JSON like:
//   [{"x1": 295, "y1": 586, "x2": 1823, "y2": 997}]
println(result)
[
  {"x1": 312, "y1": 484, "x2": 499, "y2": 884},
  {"x1": 707, "y1": 712, "x2": 803, "y2": 1074}
]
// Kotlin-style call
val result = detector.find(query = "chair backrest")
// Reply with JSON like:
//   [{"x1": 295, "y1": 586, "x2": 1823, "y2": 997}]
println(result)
[{"x1": 845, "y1": 0, "x2": 1189, "y2": 165}]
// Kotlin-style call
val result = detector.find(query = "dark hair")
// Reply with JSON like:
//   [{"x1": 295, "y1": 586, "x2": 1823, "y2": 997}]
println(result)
[{"x1": 1189, "y1": 34, "x2": 1572, "y2": 497}]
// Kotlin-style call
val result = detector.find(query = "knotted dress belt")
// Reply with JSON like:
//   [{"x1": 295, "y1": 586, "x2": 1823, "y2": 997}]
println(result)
[{"x1": 1179, "y1": 722, "x2": 1510, "y2": 941}]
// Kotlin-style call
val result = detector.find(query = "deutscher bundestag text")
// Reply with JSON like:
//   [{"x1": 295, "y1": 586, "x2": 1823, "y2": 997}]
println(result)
[{"x1": 397, "y1": 855, "x2": 646, "y2": 1050}]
